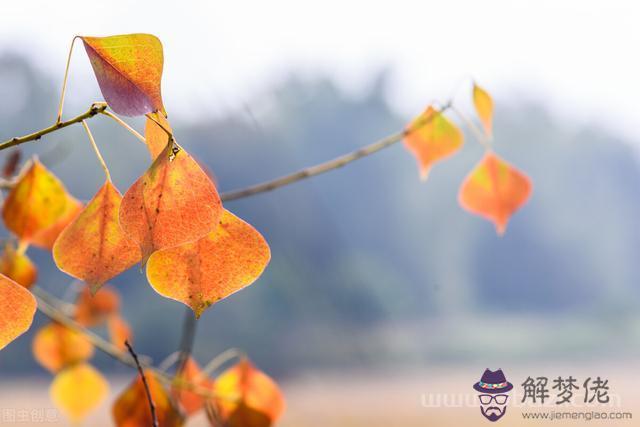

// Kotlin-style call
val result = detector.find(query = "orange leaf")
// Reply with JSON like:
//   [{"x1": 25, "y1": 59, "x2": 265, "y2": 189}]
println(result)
[
  {"x1": 107, "y1": 314, "x2": 132, "y2": 351},
  {"x1": 404, "y1": 106, "x2": 464, "y2": 180},
  {"x1": 458, "y1": 152, "x2": 532, "y2": 234},
  {"x1": 213, "y1": 358, "x2": 285, "y2": 427},
  {"x1": 32, "y1": 323, "x2": 94, "y2": 373},
  {"x1": 119, "y1": 143, "x2": 222, "y2": 263},
  {"x1": 146, "y1": 209, "x2": 270, "y2": 318},
  {"x1": 2, "y1": 159, "x2": 74, "y2": 242},
  {"x1": 172, "y1": 357, "x2": 211, "y2": 416},
  {"x1": 75, "y1": 285, "x2": 121, "y2": 327},
  {"x1": 0, "y1": 273, "x2": 36, "y2": 350},
  {"x1": 51, "y1": 363, "x2": 109, "y2": 423},
  {"x1": 145, "y1": 112, "x2": 172, "y2": 160},
  {"x1": 113, "y1": 370, "x2": 184, "y2": 427},
  {"x1": 473, "y1": 82, "x2": 494, "y2": 137},
  {"x1": 0, "y1": 242, "x2": 37, "y2": 288},
  {"x1": 53, "y1": 180, "x2": 141, "y2": 292},
  {"x1": 81, "y1": 34, "x2": 165, "y2": 117},
  {"x1": 30, "y1": 196, "x2": 83, "y2": 250}
]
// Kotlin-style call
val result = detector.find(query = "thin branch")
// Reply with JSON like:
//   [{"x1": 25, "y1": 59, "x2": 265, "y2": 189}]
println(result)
[
  {"x1": 125, "y1": 341, "x2": 159, "y2": 427},
  {"x1": 202, "y1": 348, "x2": 245, "y2": 377},
  {"x1": 219, "y1": 103, "x2": 450, "y2": 202},
  {"x1": 56, "y1": 36, "x2": 79, "y2": 124},
  {"x1": 81, "y1": 120, "x2": 111, "y2": 182},
  {"x1": 101, "y1": 110, "x2": 146, "y2": 144},
  {"x1": 0, "y1": 102, "x2": 108, "y2": 151}
]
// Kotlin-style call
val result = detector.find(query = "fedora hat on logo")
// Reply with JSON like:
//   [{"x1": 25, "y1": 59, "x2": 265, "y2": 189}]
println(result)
[{"x1": 473, "y1": 369, "x2": 513, "y2": 394}]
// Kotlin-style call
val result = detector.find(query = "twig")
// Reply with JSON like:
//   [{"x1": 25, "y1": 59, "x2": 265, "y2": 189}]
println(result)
[
  {"x1": 101, "y1": 110, "x2": 146, "y2": 144},
  {"x1": 125, "y1": 341, "x2": 159, "y2": 427},
  {"x1": 219, "y1": 103, "x2": 450, "y2": 202},
  {"x1": 0, "y1": 102, "x2": 108, "y2": 151},
  {"x1": 81, "y1": 120, "x2": 111, "y2": 182},
  {"x1": 56, "y1": 36, "x2": 79, "y2": 124}
]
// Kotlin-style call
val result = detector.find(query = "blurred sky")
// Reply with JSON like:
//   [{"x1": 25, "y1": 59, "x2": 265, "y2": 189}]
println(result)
[{"x1": 1, "y1": 0, "x2": 639, "y2": 140}]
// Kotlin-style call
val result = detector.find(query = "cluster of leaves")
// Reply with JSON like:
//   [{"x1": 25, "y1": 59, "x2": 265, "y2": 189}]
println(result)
[{"x1": 0, "y1": 32, "x2": 533, "y2": 426}]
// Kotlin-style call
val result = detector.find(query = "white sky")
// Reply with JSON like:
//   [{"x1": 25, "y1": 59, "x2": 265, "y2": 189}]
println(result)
[{"x1": 1, "y1": 0, "x2": 639, "y2": 140}]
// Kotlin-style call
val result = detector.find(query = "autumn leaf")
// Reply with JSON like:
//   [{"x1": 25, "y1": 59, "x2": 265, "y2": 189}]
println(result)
[
  {"x1": 404, "y1": 106, "x2": 464, "y2": 180},
  {"x1": 0, "y1": 274, "x2": 36, "y2": 350},
  {"x1": 2, "y1": 159, "x2": 73, "y2": 242},
  {"x1": 108, "y1": 314, "x2": 132, "y2": 351},
  {"x1": 146, "y1": 209, "x2": 270, "y2": 318},
  {"x1": 30, "y1": 196, "x2": 83, "y2": 250},
  {"x1": 32, "y1": 323, "x2": 94, "y2": 373},
  {"x1": 473, "y1": 82, "x2": 494, "y2": 137},
  {"x1": 145, "y1": 112, "x2": 172, "y2": 160},
  {"x1": 51, "y1": 363, "x2": 109, "y2": 423},
  {"x1": 75, "y1": 285, "x2": 120, "y2": 327},
  {"x1": 213, "y1": 358, "x2": 285, "y2": 427},
  {"x1": 53, "y1": 180, "x2": 141, "y2": 292},
  {"x1": 113, "y1": 370, "x2": 184, "y2": 427},
  {"x1": 172, "y1": 357, "x2": 212, "y2": 416},
  {"x1": 81, "y1": 34, "x2": 165, "y2": 117},
  {"x1": 458, "y1": 152, "x2": 532, "y2": 234},
  {"x1": 0, "y1": 242, "x2": 37, "y2": 288},
  {"x1": 119, "y1": 142, "x2": 222, "y2": 263}
]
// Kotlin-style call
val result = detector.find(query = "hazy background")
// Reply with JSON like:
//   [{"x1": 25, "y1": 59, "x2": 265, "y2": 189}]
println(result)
[{"x1": 0, "y1": 1, "x2": 639, "y2": 425}]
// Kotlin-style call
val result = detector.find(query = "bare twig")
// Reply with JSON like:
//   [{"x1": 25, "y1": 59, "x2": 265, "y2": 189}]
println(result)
[
  {"x1": 125, "y1": 340, "x2": 159, "y2": 427},
  {"x1": 0, "y1": 103, "x2": 108, "y2": 151}
]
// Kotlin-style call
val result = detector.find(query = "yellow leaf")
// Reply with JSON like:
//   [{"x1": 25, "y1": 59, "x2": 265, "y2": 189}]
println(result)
[
  {"x1": 51, "y1": 363, "x2": 109, "y2": 422},
  {"x1": 0, "y1": 242, "x2": 37, "y2": 288},
  {"x1": 473, "y1": 83, "x2": 494, "y2": 137}
]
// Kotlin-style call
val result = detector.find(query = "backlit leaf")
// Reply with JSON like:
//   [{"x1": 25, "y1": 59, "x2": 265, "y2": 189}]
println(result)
[
  {"x1": 0, "y1": 274, "x2": 36, "y2": 350},
  {"x1": 0, "y1": 243, "x2": 37, "y2": 288},
  {"x1": 473, "y1": 82, "x2": 494, "y2": 137},
  {"x1": 213, "y1": 358, "x2": 285, "y2": 427},
  {"x1": 119, "y1": 142, "x2": 222, "y2": 263},
  {"x1": 113, "y1": 370, "x2": 184, "y2": 427},
  {"x1": 458, "y1": 152, "x2": 532, "y2": 234},
  {"x1": 404, "y1": 106, "x2": 464, "y2": 180},
  {"x1": 32, "y1": 323, "x2": 94, "y2": 373},
  {"x1": 53, "y1": 180, "x2": 141, "y2": 292},
  {"x1": 75, "y1": 285, "x2": 120, "y2": 327},
  {"x1": 172, "y1": 357, "x2": 211, "y2": 416},
  {"x1": 146, "y1": 210, "x2": 270, "y2": 318},
  {"x1": 2, "y1": 159, "x2": 73, "y2": 242},
  {"x1": 107, "y1": 314, "x2": 132, "y2": 351},
  {"x1": 51, "y1": 363, "x2": 109, "y2": 423},
  {"x1": 145, "y1": 112, "x2": 172, "y2": 160},
  {"x1": 81, "y1": 34, "x2": 165, "y2": 117},
  {"x1": 30, "y1": 196, "x2": 83, "y2": 250}
]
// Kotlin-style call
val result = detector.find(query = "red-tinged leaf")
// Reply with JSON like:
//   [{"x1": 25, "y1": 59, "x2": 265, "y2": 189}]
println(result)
[
  {"x1": 113, "y1": 370, "x2": 184, "y2": 427},
  {"x1": 0, "y1": 243, "x2": 37, "y2": 288},
  {"x1": 212, "y1": 358, "x2": 285, "y2": 427},
  {"x1": 107, "y1": 314, "x2": 132, "y2": 351},
  {"x1": 81, "y1": 34, "x2": 165, "y2": 117},
  {"x1": 50, "y1": 363, "x2": 109, "y2": 423},
  {"x1": 119, "y1": 142, "x2": 222, "y2": 263},
  {"x1": 32, "y1": 323, "x2": 94, "y2": 373},
  {"x1": 75, "y1": 285, "x2": 120, "y2": 327},
  {"x1": 473, "y1": 82, "x2": 494, "y2": 137},
  {"x1": 2, "y1": 159, "x2": 74, "y2": 242},
  {"x1": 146, "y1": 210, "x2": 270, "y2": 318},
  {"x1": 172, "y1": 358, "x2": 211, "y2": 416},
  {"x1": 53, "y1": 180, "x2": 141, "y2": 292},
  {"x1": 404, "y1": 106, "x2": 464, "y2": 179},
  {"x1": 458, "y1": 152, "x2": 532, "y2": 234},
  {"x1": 145, "y1": 112, "x2": 172, "y2": 160},
  {"x1": 0, "y1": 274, "x2": 36, "y2": 350},
  {"x1": 30, "y1": 196, "x2": 83, "y2": 250}
]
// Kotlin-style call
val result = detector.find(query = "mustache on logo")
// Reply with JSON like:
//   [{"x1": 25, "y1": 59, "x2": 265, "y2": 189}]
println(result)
[{"x1": 485, "y1": 406, "x2": 502, "y2": 414}]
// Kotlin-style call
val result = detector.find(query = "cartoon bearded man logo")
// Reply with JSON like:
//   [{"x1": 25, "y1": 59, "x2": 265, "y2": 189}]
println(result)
[{"x1": 473, "y1": 369, "x2": 513, "y2": 422}]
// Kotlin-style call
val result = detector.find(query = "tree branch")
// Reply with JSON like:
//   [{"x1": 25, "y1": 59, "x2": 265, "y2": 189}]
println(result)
[
  {"x1": 125, "y1": 340, "x2": 159, "y2": 427},
  {"x1": 0, "y1": 103, "x2": 108, "y2": 151}
]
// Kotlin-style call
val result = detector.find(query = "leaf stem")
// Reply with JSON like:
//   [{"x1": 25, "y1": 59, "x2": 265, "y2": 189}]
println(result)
[
  {"x1": 450, "y1": 105, "x2": 491, "y2": 150},
  {"x1": 100, "y1": 110, "x2": 146, "y2": 144},
  {"x1": 202, "y1": 348, "x2": 245, "y2": 377},
  {"x1": 125, "y1": 340, "x2": 159, "y2": 427},
  {"x1": 81, "y1": 120, "x2": 111, "y2": 182},
  {"x1": 56, "y1": 36, "x2": 79, "y2": 124}
]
